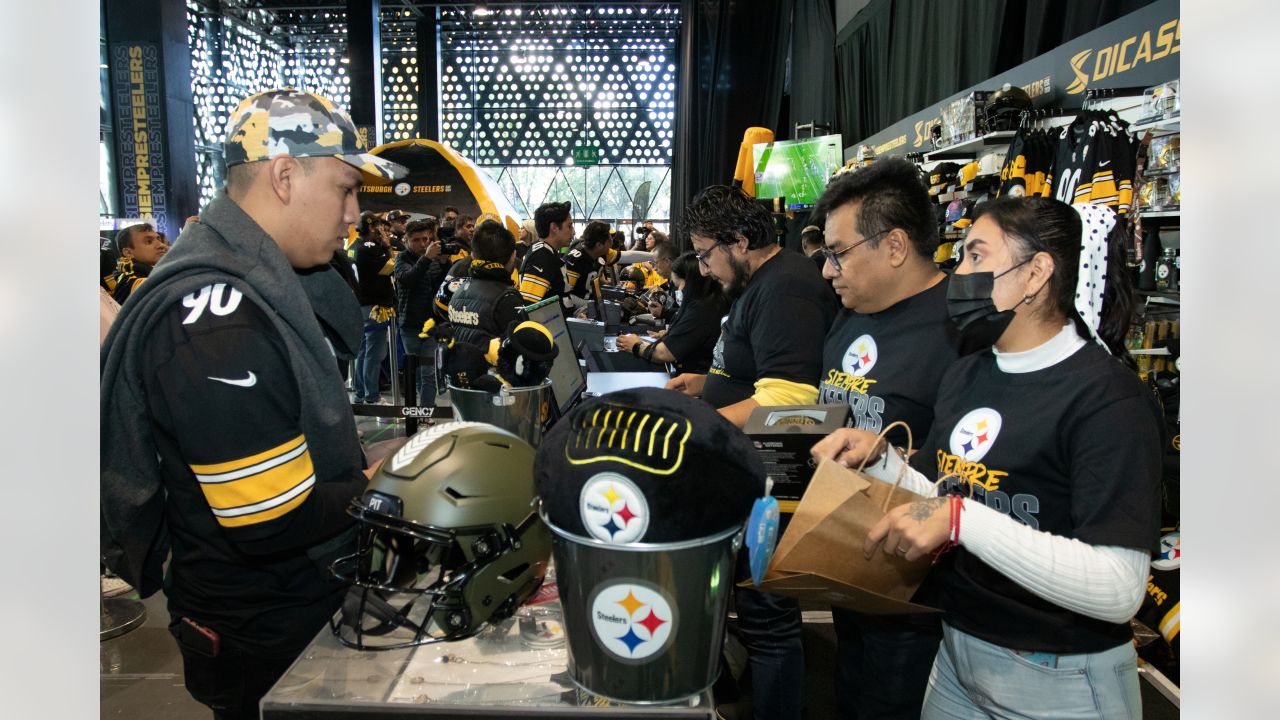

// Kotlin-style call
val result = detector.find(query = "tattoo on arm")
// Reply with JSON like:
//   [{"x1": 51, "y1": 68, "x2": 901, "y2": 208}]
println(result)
[{"x1": 904, "y1": 497, "x2": 946, "y2": 523}]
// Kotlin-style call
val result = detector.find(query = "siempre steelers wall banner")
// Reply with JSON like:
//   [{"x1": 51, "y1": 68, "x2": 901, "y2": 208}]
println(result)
[
  {"x1": 110, "y1": 43, "x2": 169, "y2": 234},
  {"x1": 851, "y1": 0, "x2": 1180, "y2": 158}
]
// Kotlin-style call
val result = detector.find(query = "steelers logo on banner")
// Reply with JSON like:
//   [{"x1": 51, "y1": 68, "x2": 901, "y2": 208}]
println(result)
[
  {"x1": 948, "y1": 408, "x2": 1003, "y2": 463},
  {"x1": 841, "y1": 334, "x2": 879, "y2": 377},
  {"x1": 580, "y1": 472, "x2": 649, "y2": 544},
  {"x1": 588, "y1": 580, "x2": 676, "y2": 663}
]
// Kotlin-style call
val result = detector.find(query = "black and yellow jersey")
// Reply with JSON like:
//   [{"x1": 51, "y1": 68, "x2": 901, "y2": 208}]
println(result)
[
  {"x1": 563, "y1": 244, "x2": 621, "y2": 298},
  {"x1": 1047, "y1": 118, "x2": 1138, "y2": 215},
  {"x1": 142, "y1": 287, "x2": 365, "y2": 653},
  {"x1": 518, "y1": 241, "x2": 566, "y2": 303},
  {"x1": 111, "y1": 257, "x2": 151, "y2": 305}
]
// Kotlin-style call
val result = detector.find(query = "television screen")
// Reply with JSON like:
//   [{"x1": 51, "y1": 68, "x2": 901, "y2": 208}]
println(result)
[{"x1": 752, "y1": 134, "x2": 844, "y2": 210}]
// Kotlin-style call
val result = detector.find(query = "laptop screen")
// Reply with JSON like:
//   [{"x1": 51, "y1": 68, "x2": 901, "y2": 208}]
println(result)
[{"x1": 524, "y1": 297, "x2": 586, "y2": 415}]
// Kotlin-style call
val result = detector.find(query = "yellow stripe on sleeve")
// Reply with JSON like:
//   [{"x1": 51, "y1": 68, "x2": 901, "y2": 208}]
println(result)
[
  {"x1": 215, "y1": 486, "x2": 314, "y2": 528},
  {"x1": 198, "y1": 445, "x2": 315, "y2": 511},
  {"x1": 189, "y1": 435, "x2": 306, "y2": 476}
]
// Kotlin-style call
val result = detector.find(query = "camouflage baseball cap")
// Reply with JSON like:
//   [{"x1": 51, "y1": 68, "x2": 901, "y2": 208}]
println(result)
[{"x1": 224, "y1": 88, "x2": 407, "y2": 183}]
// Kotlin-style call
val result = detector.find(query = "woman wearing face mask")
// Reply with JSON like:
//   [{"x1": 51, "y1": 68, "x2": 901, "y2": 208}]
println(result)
[
  {"x1": 811, "y1": 197, "x2": 1162, "y2": 719},
  {"x1": 616, "y1": 251, "x2": 728, "y2": 374}
]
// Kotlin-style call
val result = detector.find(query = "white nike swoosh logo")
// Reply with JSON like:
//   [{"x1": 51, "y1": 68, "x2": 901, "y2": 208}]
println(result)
[
  {"x1": 1098, "y1": 160, "x2": 1111, "y2": 167},
  {"x1": 208, "y1": 372, "x2": 257, "y2": 388}
]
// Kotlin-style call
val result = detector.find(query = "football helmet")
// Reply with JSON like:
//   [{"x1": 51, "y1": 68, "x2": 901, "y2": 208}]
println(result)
[
  {"x1": 331, "y1": 422, "x2": 551, "y2": 650},
  {"x1": 985, "y1": 83, "x2": 1033, "y2": 131}
]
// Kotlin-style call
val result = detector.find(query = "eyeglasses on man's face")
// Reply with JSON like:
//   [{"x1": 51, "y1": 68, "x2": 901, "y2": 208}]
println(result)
[{"x1": 821, "y1": 229, "x2": 890, "y2": 273}]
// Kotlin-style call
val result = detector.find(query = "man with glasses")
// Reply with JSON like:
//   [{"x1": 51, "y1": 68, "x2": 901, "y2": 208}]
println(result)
[
  {"x1": 667, "y1": 185, "x2": 835, "y2": 720},
  {"x1": 807, "y1": 158, "x2": 961, "y2": 720}
]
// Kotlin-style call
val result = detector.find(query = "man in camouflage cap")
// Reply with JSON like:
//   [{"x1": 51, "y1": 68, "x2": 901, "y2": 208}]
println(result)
[{"x1": 101, "y1": 89, "x2": 407, "y2": 719}]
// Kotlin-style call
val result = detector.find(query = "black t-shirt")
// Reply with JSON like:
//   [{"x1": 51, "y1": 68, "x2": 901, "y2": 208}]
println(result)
[
  {"x1": 909, "y1": 342, "x2": 1163, "y2": 653},
  {"x1": 818, "y1": 276, "x2": 958, "y2": 449},
  {"x1": 661, "y1": 292, "x2": 729, "y2": 374},
  {"x1": 702, "y1": 249, "x2": 836, "y2": 409},
  {"x1": 142, "y1": 288, "x2": 366, "y2": 654},
  {"x1": 354, "y1": 238, "x2": 395, "y2": 307}
]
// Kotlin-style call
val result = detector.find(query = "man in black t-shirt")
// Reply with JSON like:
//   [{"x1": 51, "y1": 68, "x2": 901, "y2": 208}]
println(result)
[
  {"x1": 667, "y1": 186, "x2": 834, "y2": 720},
  {"x1": 811, "y1": 158, "x2": 959, "y2": 720}
]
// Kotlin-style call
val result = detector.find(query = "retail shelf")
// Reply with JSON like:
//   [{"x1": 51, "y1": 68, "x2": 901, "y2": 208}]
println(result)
[
  {"x1": 925, "y1": 131, "x2": 1018, "y2": 161},
  {"x1": 1144, "y1": 166, "x2": 1181, "y2": 178},
  {"x1": 1132, "y1": 116, "x2": 1180, "y2": 135},
  {"x1": 1140, "y1": 209, "x2": 1180, "y2": 218}
]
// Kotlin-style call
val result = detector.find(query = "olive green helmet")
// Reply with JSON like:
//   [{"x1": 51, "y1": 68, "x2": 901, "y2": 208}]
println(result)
[{"x1": 330, "y1": 421, "x2": 551, "y2": 650}]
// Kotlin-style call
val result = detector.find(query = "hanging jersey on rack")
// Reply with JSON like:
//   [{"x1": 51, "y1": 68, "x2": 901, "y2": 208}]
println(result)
[{"x1": 1046, "y1": 112, "x2": 1139, "y2": 215}]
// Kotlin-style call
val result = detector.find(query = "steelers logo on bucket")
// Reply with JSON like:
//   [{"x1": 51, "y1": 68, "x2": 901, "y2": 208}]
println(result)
[
  {"x1": 580, "y1": 472, "x2": 650, "y2": 544},
  {"x1": 1151, "y1": 531, "x2": 1181, "y2": 571},
  {"x1": 841, "y1": 334, "x2": 878, "y2": 377},
  {"x1": 948, "y1": 408, "x2": 1003, "y2": 463},
  {"x1": 588, "y1": 580, "x2": 677, "y2": 663}
]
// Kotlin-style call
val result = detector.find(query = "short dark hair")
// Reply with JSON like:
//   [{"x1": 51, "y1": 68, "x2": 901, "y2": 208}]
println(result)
[
  {"x1": 682, "y1": 185, "x2": 775, "y2": 250},
  {"x1": 115, "y1": 222, "x2": 154, "y2": 252},
  {"x1": 457, "y1": 215, "x2": 475, "y2": 228},
  {"x1": 358, "y1": 212, "x2": 388, "y2": 237},
  {"x1": 811, "y1": 158, "x2": 936, "y2": 259},
  {"x1": 444, "y1": 206, "x2": 460, "y2": 215},
  {"x1": 405, "y1": 218, "x2": 438, "y2": 236},
  {"x1": 472, "y1": 221, "x2": 516, "y2": 263},
  {"x1": 534, "y1": 201, "x2": 571, "y2": 239},
  {"x1": 580, "y1": 220, "x2": 611, "y2": 249},
  {"x1": 654, "y1": 242, "x2": 680, "y2": 262},
  {"x1": 800, "y1": 225, "x2": 824, "y2": 251}
]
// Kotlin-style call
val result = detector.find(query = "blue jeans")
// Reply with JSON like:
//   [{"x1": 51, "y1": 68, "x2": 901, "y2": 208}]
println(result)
[
  {"x1": 833, "y1": 608, "x2": 942, "y2": 719},
  {"x1": 733, "y1": 538, "x2": 804, "y2": 720},
  {"x1": 354, "y1": 306, "x2": 390, "y2": 402},
  {"x1": 399, "y1": 329, "x2": 437, "y2": 405},
  {"x1": 922, "y1": 623, "x2": 1141, "y2": 719}
]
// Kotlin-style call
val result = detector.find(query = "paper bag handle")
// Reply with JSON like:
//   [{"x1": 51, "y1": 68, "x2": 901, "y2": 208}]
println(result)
[{"x1": 850, "y1": 420, "x2": 914, "y2": 513}]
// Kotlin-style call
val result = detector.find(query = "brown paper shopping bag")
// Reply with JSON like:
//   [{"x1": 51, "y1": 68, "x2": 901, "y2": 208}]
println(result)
[{"x1": 743, "y1": 421, "x2": 940, "y2": 614}]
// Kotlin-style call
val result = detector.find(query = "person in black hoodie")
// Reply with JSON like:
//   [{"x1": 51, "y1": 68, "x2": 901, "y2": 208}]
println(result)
[
  {"x1": 353, "y1": 213, "x2": 396, "y2": 403},
  {"x1": 111, "y1": 222, "x2": 168, "y2": 304},
  {"x1": 394, "y1": 217, "x2": 446, "y2": 404}
]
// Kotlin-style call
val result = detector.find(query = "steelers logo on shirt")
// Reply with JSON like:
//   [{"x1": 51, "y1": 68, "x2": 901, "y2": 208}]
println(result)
[
  {"x1": 589, "y1": 580, "x2": 677, "y2": 663},
  {"x1": 948, "y1": 408, "x2": 1003, "y2": 463},
  {"x1": 580, "y1": 472, "x2": 650, "y2": 544},
  {"x1": 1151, "y1": 531, "x2": 1181, "y2": 571},
  {"x1": 841, "y1": 334, "x2": 879, "y2": 377}
]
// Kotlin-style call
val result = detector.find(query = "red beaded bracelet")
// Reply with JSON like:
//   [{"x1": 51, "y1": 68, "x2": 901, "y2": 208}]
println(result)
[{"x1": 932, "y1": 495, "x2": 965, "y2": 564}]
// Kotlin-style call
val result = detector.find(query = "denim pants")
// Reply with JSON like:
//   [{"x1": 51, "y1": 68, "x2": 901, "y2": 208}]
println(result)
[
  {"x1": 833, "y1": 608, "x2": 942, "y2": 719},
  {"x1": 922, "y1": 623, "x2": 1142, "y2": 719},
  {"x1": 399, "y1": 328, "x2": 438, "y2": 405},
  {"x1": 733, "y1": 535, "x2": 805, "y2": 720},
  {"x1": 354, "y1": 305, "x2": 390, "y2": 402}
]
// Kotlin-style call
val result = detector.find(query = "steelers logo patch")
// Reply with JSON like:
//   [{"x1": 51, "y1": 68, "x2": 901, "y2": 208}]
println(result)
[
  {"x1": 948, "y1": 408, "x2": 1003, "y2": 463},
  {"x1": 580, "y1": 472, "x2": 649, "y2": 544},
  {"x1": 841, "y1": 334, "x2": 879, "y2": 377},
  {"x1": 394, "y1": 181, "x2": 411, "y2": 197},
  {"x1": 589, "y1": 580, "x2": 676, "y2": 663}
]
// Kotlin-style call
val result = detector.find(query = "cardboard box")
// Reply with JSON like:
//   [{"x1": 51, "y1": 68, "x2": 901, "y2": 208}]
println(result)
[{"x1": 745, "y1": 405, "x2": 850, "y2": 501}]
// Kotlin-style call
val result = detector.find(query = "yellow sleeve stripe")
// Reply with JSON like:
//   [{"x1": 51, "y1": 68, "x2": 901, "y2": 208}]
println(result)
[
  {"x1": 199, "y1": 447, "x2": 314, "y2": 515},
  {"x1": 380, "y1": 257, "x2": 395, "y2": 275},
  {"x1": 519, "y1": 277, "x2": 551, "y2": 302},
  {"x1": 566, "y1": 269, "x2": 582, "y2": 286},
  {"x1": 1158, "y1": 602, "x2": 1180, "y2": 642},
  {"x1": 521, "y1": 274, "x2": 551, "y2": 289},
  {"x1": 751, "y1": 378, "x2": 819, "y2": 406},
  {"x1": 214, "y1": 484, "x2": 314, "y2": 528},
  {"x1": 190, "y1": 435, "x2": 306, "y2": 477}
]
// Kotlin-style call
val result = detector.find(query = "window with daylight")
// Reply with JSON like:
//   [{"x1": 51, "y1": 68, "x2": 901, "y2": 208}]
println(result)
[
  {"x1": 381, "y1": 6, "x2": 420, "y2": 143},
  {"x1": 186, "y1": 0, "x2": 352, "y2": 209},
  {"x1": 438, "y1": 4, "x2": 680, "y2": 224}
]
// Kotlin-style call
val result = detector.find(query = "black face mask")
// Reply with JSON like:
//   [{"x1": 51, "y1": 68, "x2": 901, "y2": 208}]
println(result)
[{"x1": 946, "y1": 261, "x2": 1028, "y2": 354}]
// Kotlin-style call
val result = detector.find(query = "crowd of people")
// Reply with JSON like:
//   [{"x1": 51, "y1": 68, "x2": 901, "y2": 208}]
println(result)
[{"x1": 100, "y1": 88, "x2": 1162, "y2": 720}]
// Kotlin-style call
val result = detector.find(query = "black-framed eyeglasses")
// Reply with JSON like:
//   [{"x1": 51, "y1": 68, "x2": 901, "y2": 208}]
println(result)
[
  {"x1": 695, "y1": 242, "x2": 728, "y2": 267},
  {"x1": 821, "y1": 229, "x2": 890, "y2": 272}
]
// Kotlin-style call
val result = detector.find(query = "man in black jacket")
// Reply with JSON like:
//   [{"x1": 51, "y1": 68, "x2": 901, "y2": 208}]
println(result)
[
  {"x1": 448, "y1": 221, "x2": 524, "y2": 352},
  {"x1": 353, "y1": 213, "x2": 396, "y2": 403},
  {"x1": 100, "y1": 88, "x2": 407, "y2": 720},
  {"x1": 394, "y1": 217, "x2": 446, "y2": 404}
]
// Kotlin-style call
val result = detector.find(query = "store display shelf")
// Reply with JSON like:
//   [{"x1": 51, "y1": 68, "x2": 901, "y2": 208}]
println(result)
[
  {"x1": 1144, "y1": 166, "x2": 1181, "y2": 178},
  {"x1": 1140, "y1": 209, "x2": 1180, "y2": 218},
  {"x1": 1132, "y1": 116, "x2": 1181, "y2": 134},
  {"x1": 925, "y1": 131, "x2": 1018, "y2": 161}
]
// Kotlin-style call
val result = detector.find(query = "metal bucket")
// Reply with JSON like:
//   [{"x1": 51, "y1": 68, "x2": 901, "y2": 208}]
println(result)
[
  {"x1": 541, "y1": 506, "x2": 743, "y2": 705},
  {"x1": 446, "y1": 380, "x2": 551, "y2": 447}
]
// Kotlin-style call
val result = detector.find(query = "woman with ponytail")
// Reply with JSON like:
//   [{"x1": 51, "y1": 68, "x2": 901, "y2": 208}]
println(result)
[{"x1": 812, "y1": 196, "x2": 1162, "y2": 718}]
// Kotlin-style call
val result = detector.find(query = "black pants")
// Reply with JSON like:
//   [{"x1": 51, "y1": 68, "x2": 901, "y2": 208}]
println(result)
[
  {"x1": 831, "y1": 608, "x2": 942, "y2": 720},
  {"x1": 174, "y1": 630, "x2": 299, "y2": 720},
  {"x1": 732, "y1": 519, "x2": 805, "y2": 720}
]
